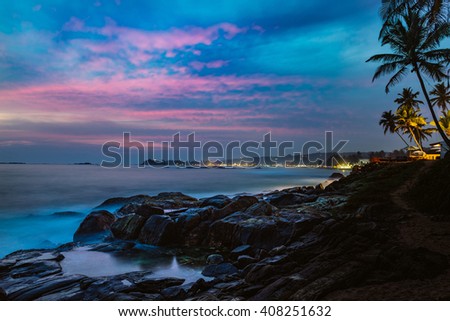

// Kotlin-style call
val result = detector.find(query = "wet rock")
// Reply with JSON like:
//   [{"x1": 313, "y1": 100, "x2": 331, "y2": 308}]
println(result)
[
  {"x1": 135, "y1": 205, "x2": 165, "y2": 218},
  {"x1": 244, "y1": 201, "x2": 277, "y2": 216},
  {"x1": 134, "y1": 277, "x2": 185, "y2": 292},
  {"x1": 245, "y1": 264, "x2": 276, "y2": 284},
  {"x1": 202, "y1": 263, "x2": 238, "y2": 277},
  {"x1": 206, "y1": 254, "x2": 224, "y2": 265},
  {"x1": 96, "y1": 195, "x2": 153, "y2": 209},
  {"x1": 267, "y1": 193, "x2": 318, "y2": 207},
  {"x1": 208, "y1": 213, "x2": 293, "y2": 250},
  {"x1": 237, "y1": 255, "x2": 256, "y2": 268},
  {"x1": 150, "y1": 192, "x2": 198, "y2": 208},
  {"x1": 200, "y1": 195, "x2": 232, "y2": 209},
  {"x1": 161, "y1": 286, "x2": 187, "y2": 300},
  {"x1": 73, "y1": 210, "x2": 116, "y2": 243},
  {"x1": 111, "y1": 214, "x2": 147, "y2": 240},
  {"x1": 138, "y1": 215, "x2": 179, "y2": 246},
  {"x1": 210, "y1": 196, "x2": 258, "y2": 221},
  {"x1": 7, "y1": 275, "x2": 87, "y2": 301},
  {"x1": 269, "y1": 245, "x2": 286, "y2": 256},
  {"x1": 231, "y1": 245, "x2": 252, "y2": 257},
  {"x1": 11, "y1": 260, "x2": 62, "y2": 279}
]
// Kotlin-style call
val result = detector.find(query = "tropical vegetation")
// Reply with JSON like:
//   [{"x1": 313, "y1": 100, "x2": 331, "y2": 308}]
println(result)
[{"x1": 368, "y1": 0, "x2": 450, "y2": 149}]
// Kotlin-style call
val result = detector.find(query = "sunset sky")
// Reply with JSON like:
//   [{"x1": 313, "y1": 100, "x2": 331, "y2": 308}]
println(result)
[{"x1": 0, "y1": 0, "x2": 431, "y2": 163}]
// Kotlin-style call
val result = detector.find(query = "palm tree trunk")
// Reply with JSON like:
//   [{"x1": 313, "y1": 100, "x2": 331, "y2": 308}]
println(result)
[
  {"x1": 395, "y1": 130, "x2": 410, "y2": 147},
  {"x1": 413, "y1": 62, "x2": 450, "y2": 148},
  {"x1": 408, "y1": 127, "x2": 424, "y2": 152}
]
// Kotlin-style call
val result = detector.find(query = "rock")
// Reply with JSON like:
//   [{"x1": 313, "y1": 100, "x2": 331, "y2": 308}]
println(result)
[
  {"x1": 96, "y1": 195, "x2": 152, "y2": 209},
  {"x1": 135, "y1": 205, "x2": 164, "y2": 218},
  {"x1": 11, "y1": 260, "x2": 62, "y2": 279},
  {"x1": 161, "y1": 286, "x2": 187, "y2": 300},
  {"x1": 269, "y1": 245, "x2": 286, "y2": 256},
  {"x1": 208, "y1": 212, "x2": 293, "y2": 250},
  {"x1": 237, "y1": 255, "x2": 256, "y2": 268},
  {"x1": 73, "y1": 210, "x2": 116, "y2": 243},
  {"x1": 116, "y1": 203, "x2": 140, "y2": 216},
  {"x1": 200, "y1": 195, "x2": 232, "y2": 209},
  {"x1": 150, "y1": 192, "x2": 198, "y2": 208},
  {"x1": 202, "y1": 263, "x2": 238, "y2": 277},
  {"x1": 315, "y1": 183, "x2": 325, "y2": 191},
  {"x1": 244, "y1": 201, "x2": 277, "y2": 216},
  {"x1": 291, "y1": 261, "x2": 365, "y2": 300},
  {"x1": 210, "y1": 196, "x2": 258, "y2": 221},
  {"x1": 111, "y1": 214, "x2": 147, "y2": 240},
  {"x1": 329, "y1": 172, "x2": 345, "y2": 179},
  {"x1": 7, "y1": 275, "x2": 87, "y2": 301},
  {"x1": 134, "y1": 277, "x2": 185, "y2": 292},
  {"x1": 267, "y1": 193, "x2": 318, "y2": 207},
  {"x1": 176, "y1": 209, "x2": 205, "y2": 231},
  {"x1": 138, "y1": 215, "x2": 179, "y2": 245},
  {"x1": 206, "y1": 254, "x2": 224, "y2": 265},
  {"x1": 245, "y1": 264, "x2": 276, "y2": 283},
  {"x1": 0, "y1": 287, "x2": 7, "y2": 300},
  {"x1": 231, "y1": 245, "x2": 252, "y2": 257}
]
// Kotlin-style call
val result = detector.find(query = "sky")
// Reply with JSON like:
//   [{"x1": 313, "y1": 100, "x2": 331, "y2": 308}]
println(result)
[{"x1": 0, "y1": 0, "x2": 440, "y2": 163}]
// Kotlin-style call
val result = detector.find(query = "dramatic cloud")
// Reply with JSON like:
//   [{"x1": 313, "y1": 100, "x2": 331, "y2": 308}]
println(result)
[{"x1": 0, "y1": 0, "x2": 423, "y2": 163}]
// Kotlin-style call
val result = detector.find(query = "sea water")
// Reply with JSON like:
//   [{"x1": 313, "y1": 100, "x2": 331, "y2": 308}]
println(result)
[{"x1": 0, "y1": 164, "x2": 341, "y2": 258}]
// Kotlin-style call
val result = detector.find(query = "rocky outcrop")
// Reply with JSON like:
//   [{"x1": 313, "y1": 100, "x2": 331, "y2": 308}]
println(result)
[{"x1": 73, "y1": 210, "x2": 116, "y2": 242}]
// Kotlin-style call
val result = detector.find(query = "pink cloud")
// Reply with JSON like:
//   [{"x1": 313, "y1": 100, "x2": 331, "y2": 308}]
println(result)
[{"x1": 63, "y1": 18, "x2": 247, "y2": 63}]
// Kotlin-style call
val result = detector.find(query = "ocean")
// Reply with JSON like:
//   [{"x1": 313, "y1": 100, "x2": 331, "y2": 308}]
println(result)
[{"x1": 0, "y1": 164, "x2": 342, "y2": 257}]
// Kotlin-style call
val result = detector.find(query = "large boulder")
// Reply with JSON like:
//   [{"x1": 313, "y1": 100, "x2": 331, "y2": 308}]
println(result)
[
  {"x1": 73, "y1": 210, "x2": 116, "y2": 242},
  {"x1": 148, "y1": 192, "x2": 198, "y2": 208},
  {"x1": 111, "y1": 214, "x2": 148, "y2": 240},
  {"x1": 244, "y1": 201, "x2": 277, "y2": 216},
  {"x1": 202, "y1": 263, "x2": 238, "y2": 277},
  {"x1": 207, "y1": 213, "x2": 293, "y2": 250},
  {"x1": 199, "y1": 195, "x2": 232, "y2": 209},
  {"x1": 138, "y1": 215, "x2": 179, "y2": 245},
  {"x1": 210, "y1": 196, "x2": 258, "y2": 221}
]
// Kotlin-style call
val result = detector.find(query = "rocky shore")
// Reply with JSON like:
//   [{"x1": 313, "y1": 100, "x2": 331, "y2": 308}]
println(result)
[{"x1": 1, "y1": 162, "x2": 449, "y2": 301}]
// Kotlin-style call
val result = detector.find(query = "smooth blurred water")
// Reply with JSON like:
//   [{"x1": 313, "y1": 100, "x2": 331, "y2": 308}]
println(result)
[{"x1": 0, "y1": 164, "x2": 341, "y2": 258}]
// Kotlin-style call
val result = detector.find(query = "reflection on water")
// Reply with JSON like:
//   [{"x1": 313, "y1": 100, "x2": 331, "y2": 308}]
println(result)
[{"x1": 60, "y1": 247, "x2": 206, "y2": 283}]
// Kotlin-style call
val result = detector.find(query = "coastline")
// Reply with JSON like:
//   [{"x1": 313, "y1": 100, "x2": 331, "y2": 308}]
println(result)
[{"x1": 1, "y1": 161, "x2": 448, "y2": 300}]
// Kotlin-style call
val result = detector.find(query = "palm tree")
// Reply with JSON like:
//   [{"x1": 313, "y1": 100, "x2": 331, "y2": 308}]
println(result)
[
  {"x1": 430, "y1": 82, "x2": 450, "y2": 112},
  {"x1": 394, "y1": 87, "x2": 424, "y2": 109},
  {"x1": 440, "y1": 110, "x2": 450, "y2": 135},
  {"x1": 381, "y1": 0, "x2": 449, "y2": 25},
  {"x1": 434, "y1": 110, "x2": 450, "y2": 135},
  {"x1": 379, "y1": 110, "x2": 410, "y2": 146},
  {"x1": 367, "y1": 5, "x2": 450, "y2": 147},
  {"x1": 396, "y1": 104, "x2": 432, "y2": 151}
]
